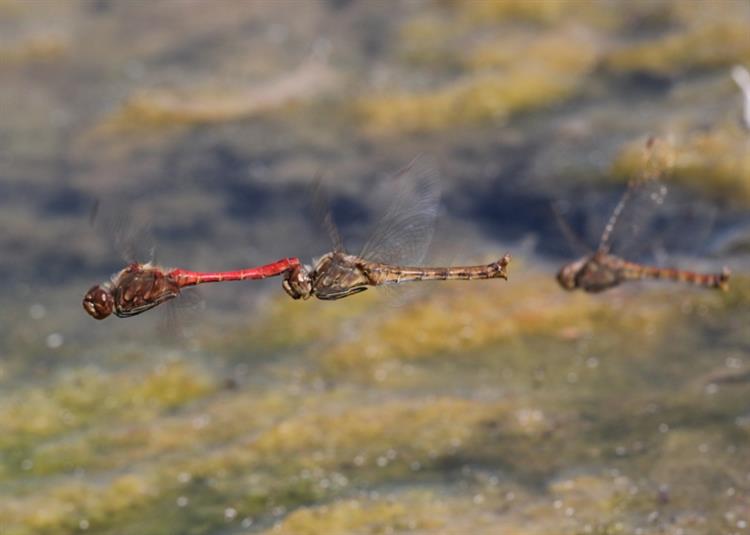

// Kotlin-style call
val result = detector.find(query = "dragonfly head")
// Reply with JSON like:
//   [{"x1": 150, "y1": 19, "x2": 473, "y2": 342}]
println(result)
[
  {"x1": 310, "y1": 252, "x2": 370, "y2": 301},
  {"x1": 556, "y1": 257, "x2": 588, "y2": 291},
  {"x1": 83, "y1": 284, "x2": 115, "y2": 319},
  {"x1": 282, "y1": 264, "x2": 314, "y2": 300}
]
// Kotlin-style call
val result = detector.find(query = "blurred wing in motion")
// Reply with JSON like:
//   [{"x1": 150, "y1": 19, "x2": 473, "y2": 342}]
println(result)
[
  {"x1": 604, "y1": 176, "x2": 718, "y2": 264},
  {"x1": 550, "y1": 200, "x2": 592, "y2": 256},
  {"x1": 89, "y1": 197, "x2": 158, "y2": 265},
  {"x1": 359, "y1": 156, "x2": 441, "y2": 266},
  {"x1": 640, "y1": 186, "x2": 719, "y2": 264},
  {"x1": 599, "y1": 137, "x2": 673, "y2": 258},
  {"x1": 311, "y1": 173, "x2": 345, "y2": 253},
  {"x1": 599, "y1": 176, "x2": 668, "y2": 258},
  {"x1": 158, "y1": 287, "x2": 205, "y2": 343}
]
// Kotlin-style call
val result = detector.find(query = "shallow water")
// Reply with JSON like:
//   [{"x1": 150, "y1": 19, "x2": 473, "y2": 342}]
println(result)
[{"x1": 1, "y1": 1, "x2": 750, "y2": 534}]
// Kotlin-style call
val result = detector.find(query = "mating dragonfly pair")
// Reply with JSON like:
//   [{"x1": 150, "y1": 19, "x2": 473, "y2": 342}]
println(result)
[{"x1": 83, "y1": 147, "x2": 729, "y2": 320}]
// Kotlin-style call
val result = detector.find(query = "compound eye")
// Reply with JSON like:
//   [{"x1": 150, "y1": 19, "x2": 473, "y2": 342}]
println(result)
[
  {"x1": 556, "y1": 266, "x2": 576, "y2": 291},
  {"x1": 82, "y1": 285, "x2": 114, "y2": 319}
]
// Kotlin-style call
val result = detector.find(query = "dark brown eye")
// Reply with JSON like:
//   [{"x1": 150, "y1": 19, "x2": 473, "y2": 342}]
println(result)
[
  {"x1": 556, "y1": 266, "x2": 576, "y2": 290},
  {"x1": 82, "y1": 285, "x2": 114, "y2": 319}
]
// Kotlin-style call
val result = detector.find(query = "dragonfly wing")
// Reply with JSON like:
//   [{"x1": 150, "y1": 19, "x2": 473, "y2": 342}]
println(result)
[
  {"x1": 90, "y1": 197, "x2": 158, "y2": 264},
  {"x1": 310, "y1": 174, "x2": 345, "y2": 253},
  {"x1": 599, "y1": 137, "x2": 674, "y2": 255},
  {"x1": 115, "y1": 218, "x2": 157, "y2": 265},
  {"x1": 643, "y1": 189, "x2": 719, "y2": 262},
  {"x1": 158, "y1": 287, "x2": 205, "y2": 342},
  {"x1": 359, "y1": 156, "x2": 441, "y2": 266},
  {"x1": 604, "y1": 177, "x2": 668, "y2": 257},
  {"x1": 604, "y1": 173, "x2": 719, "y2": 265},
  {"x1": 550, "y1": 200, "x2": 592, "y2": 256}
]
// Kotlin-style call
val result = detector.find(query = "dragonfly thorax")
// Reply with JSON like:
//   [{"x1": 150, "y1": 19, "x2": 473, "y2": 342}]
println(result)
[
  {"x1": 109, "y1": 265, "x2": 181, "y2": 317},
  {"x1": 309, "y1": 252, "x2": 370, "y2": 301},
  {"x1": 557, "y1": 253, "x2": 627, "y2": 293}
]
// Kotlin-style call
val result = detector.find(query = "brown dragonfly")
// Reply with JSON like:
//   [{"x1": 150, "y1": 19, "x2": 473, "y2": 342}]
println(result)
[
  {"x1": 282, "y1": 159, "x2": 511, "y2": 301},
  {"x1": 556, "y1": 138, "x2": 730, "y2": 293}
]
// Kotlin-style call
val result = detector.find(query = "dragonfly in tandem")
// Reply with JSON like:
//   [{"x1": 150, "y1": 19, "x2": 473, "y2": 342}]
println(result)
[
  {"x1": 556, "y1": 138, "x2": 730, "y2": 293},
  {"x1": 282, "y1": 158, "x2": 511, "y2": 301}
]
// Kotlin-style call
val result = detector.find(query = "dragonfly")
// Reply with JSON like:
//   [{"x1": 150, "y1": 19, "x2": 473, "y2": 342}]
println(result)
[
  {"x1": 82, "y1": 200, "x2": 300, "y2": 319},
  {"x1": 282, "y1": 158, "x2": 511, "y2": 301},
  {"x1": 556, "y1": 138, "x2": 730, "y2": 293},
  {"x1": 83, "y1": 258, "x2": 300, "y2": 319}
]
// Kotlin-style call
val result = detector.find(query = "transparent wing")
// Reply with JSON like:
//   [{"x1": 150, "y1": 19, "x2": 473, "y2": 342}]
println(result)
[
  {"x1": 603, "y1": 175, "x2": 719, "y2": 265},
  {"x1": 359, "y1": 156, "x2": 441, "y2": 266},
  {"x1": 157, "y1": 287, "x2": 206, "y2": 343},
  {"x1": 641, "y1": 186, "x2": 719, "y2": 263},
  {"x1": 598, "y1": 138, "x2": 675, "y2": 255},
  {"x1": 310, "y1": 174, "x2": 345, "y2": 253},
  {"x1": 603, "y1": 176, "x2": 669, "y2": 259},
  {"x1": 90, "y1": 197, "x2": 157, "y2": 264},
  {"x1": 550, "y1": 200, "x2": 592, "y2": 256}
]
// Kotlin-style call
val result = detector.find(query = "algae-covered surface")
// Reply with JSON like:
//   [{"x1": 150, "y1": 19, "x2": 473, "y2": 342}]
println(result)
[{"x1": 2, "y1": 1, "x2": 750, "y2": 534}]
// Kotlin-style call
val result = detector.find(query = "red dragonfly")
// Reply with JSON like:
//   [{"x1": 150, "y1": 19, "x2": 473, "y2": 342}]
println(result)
[
  {"x1": 556, "y1": 138, "x2": 730, "y2": 293},
  {"x1": 82, "y1": 201, "x2": 300, "y2": 319},
  {"x1": 83, "y1": 258, "x2": 300, "y2": 319}
]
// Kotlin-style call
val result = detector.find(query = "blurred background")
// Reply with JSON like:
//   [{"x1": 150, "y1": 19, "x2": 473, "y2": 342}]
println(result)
[{"x1": 1, "y1": 1, "x2": 750, "y2": 533}]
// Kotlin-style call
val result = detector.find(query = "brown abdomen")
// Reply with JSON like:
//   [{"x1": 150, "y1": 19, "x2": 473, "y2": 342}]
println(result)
[{"x1": 622, "y1": 262, "x2": 730, "y2": 291}]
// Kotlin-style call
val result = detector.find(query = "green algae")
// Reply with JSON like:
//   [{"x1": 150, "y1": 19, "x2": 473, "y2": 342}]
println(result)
[
  {"x1": 356, "y1": 0, "x2": 749, "y2": 135},
  {"x1": 358, "y1": 67, "x2": 584, "y2": 134},
  {"x1": 0, "y1": 359, "x2": 217, "y2": 480},
  {"x1": 95, "y1": 60, "x2": 341, "y2": 133},
  {"x1": 0, "y1": 34, "x2": 68, "y2": 66},
  {"x1": 359, "y1": 24, "x2": 600, "y2": 134},
  {"x1": 265, "y1": 493, "x2": 447, "y2": 535},
  {"x1": 605, "y1": 19, "x2": 750, "y2": 77},
  {"x1": 203, "y1": 290, "x2": 383, "y2": 357},
  {"x1": 450, "y1": 0, "x2": 574, "y2": 25}
]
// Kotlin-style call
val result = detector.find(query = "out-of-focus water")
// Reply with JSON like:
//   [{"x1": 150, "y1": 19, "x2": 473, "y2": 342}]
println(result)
[{"x1": 1, "y1": 1, "x2": 750, "y2": 533}]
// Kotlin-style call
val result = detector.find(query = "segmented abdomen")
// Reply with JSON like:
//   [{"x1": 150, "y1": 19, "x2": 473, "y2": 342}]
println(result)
[
  {"x1": 363, "y1": 255, "x2": 511, "y2": 285},
  {"x1": 621, "y1": 261, "x2": 730, "y2": 291}
]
